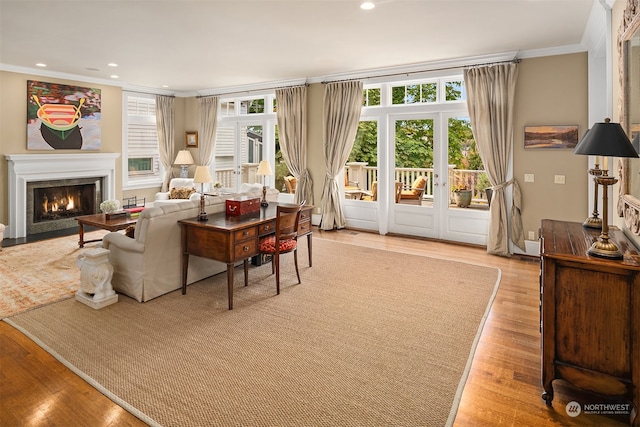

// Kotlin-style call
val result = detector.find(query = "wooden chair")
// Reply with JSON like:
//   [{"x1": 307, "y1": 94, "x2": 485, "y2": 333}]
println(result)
[
  {"x1": 258, "y1": 203, "x2": 304, "y2": 294},
  {"x1": 284, "y1": 175, "x2": 297, "y2": 194},
  {"x1": 361, "y1": 181, "x2": 377, "y2": 201},
  {"x1": 398, "y1": 176, "x2": 427, "y2": 204}
]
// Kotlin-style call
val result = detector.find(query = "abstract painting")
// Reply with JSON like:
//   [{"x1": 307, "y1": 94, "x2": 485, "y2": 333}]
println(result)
[{"x1": 27, "y1": 80, "x2": 101, "y2": 150}]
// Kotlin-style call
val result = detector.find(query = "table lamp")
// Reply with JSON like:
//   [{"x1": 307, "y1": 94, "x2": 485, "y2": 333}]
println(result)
[
  {"x1": 257, "y1": 160, "x2": 273, "y2": 207},
  {"x1": 193, "y1": 166, "x2": 213, "y2": 221},
  {"x1": 573, "y1": 118, "x2": 639, "y2": 259},
  {"x1": 174, "y1": 150, "x2": 194, "y2": 178}
]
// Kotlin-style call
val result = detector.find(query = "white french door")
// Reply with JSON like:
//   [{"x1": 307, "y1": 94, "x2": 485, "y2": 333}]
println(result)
[{"x1": 387, "y1": 113, "x2": 489, "y2": 245}]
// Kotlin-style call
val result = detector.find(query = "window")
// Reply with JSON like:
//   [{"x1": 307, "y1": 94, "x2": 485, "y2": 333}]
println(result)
[{"x1": 122, "y1": 93, "x2": 161, "y2": 188}]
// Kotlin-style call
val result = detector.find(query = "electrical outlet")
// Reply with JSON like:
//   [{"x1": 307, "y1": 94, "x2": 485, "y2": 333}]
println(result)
[
  {"x1": 528, "y1": 231, "x2": 536, "y2": 240},
  {"x1": 524, "y1": 173, "x2": 534, "y2": 183},
  {"x1": 554, "y1": 175, "x2": 565, "y2": 184}
]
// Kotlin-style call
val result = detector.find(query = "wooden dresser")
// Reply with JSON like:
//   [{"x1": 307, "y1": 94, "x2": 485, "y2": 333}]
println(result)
[{"x1": 539, "y1": 219, "x2": 640, "y2": 425}]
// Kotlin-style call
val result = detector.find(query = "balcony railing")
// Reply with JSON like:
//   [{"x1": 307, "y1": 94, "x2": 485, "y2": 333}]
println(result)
[{"x1": 346, "y1": 163, "x2": 490, "y2": 206}]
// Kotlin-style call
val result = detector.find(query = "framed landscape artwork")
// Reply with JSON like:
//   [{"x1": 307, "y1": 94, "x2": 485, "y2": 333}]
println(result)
[
  {"x1": 27, "y1": 80, "x2": 101, "y2": 150},
  {"x1": 524, "y1": 125, "x2": 579, "y2": 149}
]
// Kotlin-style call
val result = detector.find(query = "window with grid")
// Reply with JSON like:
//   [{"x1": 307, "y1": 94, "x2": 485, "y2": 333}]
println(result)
[{"x1": 123, "y1": 93, "x2": 161, "y2": 188}]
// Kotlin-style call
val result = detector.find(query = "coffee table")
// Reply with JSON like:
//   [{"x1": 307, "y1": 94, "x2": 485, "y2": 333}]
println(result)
[{"x1": 75, "y1": 214, "x2": 137, "y2": 248}]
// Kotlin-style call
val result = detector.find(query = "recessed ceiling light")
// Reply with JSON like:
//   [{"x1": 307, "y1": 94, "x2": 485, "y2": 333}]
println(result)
[
  {"x1": 110, "y1": 75, "x2": 119, "y2": 79},
  {"x1": 360, "y1": 2, "x2": 375, "y2": 10},
  {"x1": 108, "y1": 63, "x2": 118, "y2": 67},
  {"x1": 36, "y1": 63, "x2": 46, "y2": 67},
  {"x1": 162, "y1": 85, "x2": 169, "y2": 88}
]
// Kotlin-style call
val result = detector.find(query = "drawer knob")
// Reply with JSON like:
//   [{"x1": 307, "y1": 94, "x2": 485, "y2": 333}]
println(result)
[
  {"x1": 264, "y1": 225, "x2": 270, "y2": 231},
  {"x1": 243, "y1": 231, "x2": 249, "y2": 236},
  {"x1": 243, "y1": 246, "x2": 249, "y2": 252}
]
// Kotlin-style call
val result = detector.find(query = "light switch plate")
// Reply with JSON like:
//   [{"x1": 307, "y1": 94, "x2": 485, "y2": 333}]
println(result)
[
  {"x1": 554, "y1": 175, "x2": 565, "y2": 184},
  {"x1": 524, "y1": 174, "x2": 534, "y2": 182}
]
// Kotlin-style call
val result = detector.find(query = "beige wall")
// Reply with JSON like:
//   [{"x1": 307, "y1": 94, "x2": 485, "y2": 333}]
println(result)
[
  {"x1": 0, "y1": 53, "x2": 592, "y2": 240},
  {"x1": 0, "y1": 72, "x2": 194, "y2": 223},
  {"x1": 304, "y1": 54, "x2": 589, "y2": 236},
  {"x1": 514, "y1": 53, "x2": 589, "y2": 238}
]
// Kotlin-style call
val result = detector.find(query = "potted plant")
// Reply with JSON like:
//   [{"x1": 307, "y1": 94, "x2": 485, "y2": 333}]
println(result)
[{"x1": 452, "y1": 186, "x2": 472, "y2": 208}]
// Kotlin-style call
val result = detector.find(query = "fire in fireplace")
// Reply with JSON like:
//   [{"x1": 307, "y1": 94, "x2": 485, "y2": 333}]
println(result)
[
  {"x1": 34, "y1": 184, "x2": 95, "y2": 222},
  {"x1": 27, "y1": 178, "x2": 104, "y2": 235}
]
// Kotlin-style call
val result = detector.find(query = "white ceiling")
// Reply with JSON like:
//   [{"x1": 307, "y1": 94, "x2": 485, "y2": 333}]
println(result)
[{"x1": 0, "y1": 0, "x2": 598, "y2": 95}]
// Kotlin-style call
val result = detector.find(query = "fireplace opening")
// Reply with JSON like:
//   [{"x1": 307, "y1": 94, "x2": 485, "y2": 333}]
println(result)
[
  {"x1": 34, "y1": 184, "x2": 96, "y2": 223},
  {"x1": 27, "y1": 178, "x2": 104, "y2": 235}
]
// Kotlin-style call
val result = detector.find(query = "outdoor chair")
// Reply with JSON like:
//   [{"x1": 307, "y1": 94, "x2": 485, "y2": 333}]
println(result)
[{"x1": 398, "y1": 176, "x2": 427, "y2": 204}]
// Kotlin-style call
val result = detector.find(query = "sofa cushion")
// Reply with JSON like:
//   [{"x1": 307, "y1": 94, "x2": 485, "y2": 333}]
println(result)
[{"x1": 169, "y1": 187, "x2": 196, "y2": 199}]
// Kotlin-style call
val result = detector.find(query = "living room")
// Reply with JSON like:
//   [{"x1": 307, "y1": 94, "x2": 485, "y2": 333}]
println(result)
[{"x1": 1, "y1": 1, "x2": 639, "y2": 426}]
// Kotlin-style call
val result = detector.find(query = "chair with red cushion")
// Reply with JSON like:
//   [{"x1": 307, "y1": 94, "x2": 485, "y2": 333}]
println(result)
[{"x1": 258, "y1": 203, "x2": 304, "y2": 294}]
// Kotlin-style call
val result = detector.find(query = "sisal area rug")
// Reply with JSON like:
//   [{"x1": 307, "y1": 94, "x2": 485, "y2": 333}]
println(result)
[
  {"x1": 5, "y1": 238, "x2": 501, "y2": 427},
  {"x1": 0, "y1": 230, "x2": 109, "y2": 319}
]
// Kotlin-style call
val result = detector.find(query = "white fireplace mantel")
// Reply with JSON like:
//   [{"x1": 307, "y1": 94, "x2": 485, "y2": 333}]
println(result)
[{"x1": 5, "y1": 153, "x2": 120, "y2": 238}]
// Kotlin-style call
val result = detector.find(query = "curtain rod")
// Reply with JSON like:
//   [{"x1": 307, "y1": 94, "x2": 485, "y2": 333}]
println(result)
[
  {"x1": 321, "y1": 57, "x2": 521, "y2": 84},
  {"x1": 196, "y1": 83, "x2": 309, "y2": 98},
  {"x1": 123, "y1": 89, "x2": 175, "y2": 97}
]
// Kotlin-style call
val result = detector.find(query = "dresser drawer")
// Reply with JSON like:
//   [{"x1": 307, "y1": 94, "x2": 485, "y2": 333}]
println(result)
[
  {"x1": 234, "y1": 238, "x2": 257, "y2": 258},
  {"x1": 234, "y1": 227, "x2": 257, "y2": 241}
]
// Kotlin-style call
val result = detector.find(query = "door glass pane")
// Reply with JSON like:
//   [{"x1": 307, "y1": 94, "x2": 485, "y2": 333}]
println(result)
[
  {"x1": 395, "y1": 119, "x2": 433, "y2": 205},
  {"x1": 213, "y1": 124, "x2": 236, "y2": 189},
  {"x1": 448, "y1": 117, "x2": 489, "y2": 209},
  {"x1": 240, "y1": 124, "x2": 263, "y2": 186},
  {"x1": 345, "y1": 120, "x2": 378, "y2": 200}
]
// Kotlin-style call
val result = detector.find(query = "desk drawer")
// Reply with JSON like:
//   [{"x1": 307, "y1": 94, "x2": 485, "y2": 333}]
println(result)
[
  {"x1": 298, "y1": 221, "x2": 311, "y2": 235},
  {"x1": 234, "y1": 227, "x2": 257, "y2": 241},
  {"x1": 259, "y1": 220, "x2": 276, "y2": 236},
  {"x1": 234, "y1": 239, "x2": 257, "y2": 258}
]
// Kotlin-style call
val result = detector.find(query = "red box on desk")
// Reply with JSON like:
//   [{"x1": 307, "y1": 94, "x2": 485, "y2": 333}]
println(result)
[{"x1": 226, "y1": 197, "x2": 260, "y2": 216}]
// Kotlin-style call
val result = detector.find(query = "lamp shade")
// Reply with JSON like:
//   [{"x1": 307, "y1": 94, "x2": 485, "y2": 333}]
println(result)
[
  {"x1": 632, "y1": 133, "x2": 640, "y2": 154},
  {"x1": 257, "y1": 160, "x2": 273, "y2": 176},
  {"x1": 573, "y1": 120, "x2": 638, "y2": 158},
  {"x1": 174, "y1": 150, "x2": 194, "y2": 165},
  {"x1": 193, "y1": 166, "x2": 213, "y2": 184}
]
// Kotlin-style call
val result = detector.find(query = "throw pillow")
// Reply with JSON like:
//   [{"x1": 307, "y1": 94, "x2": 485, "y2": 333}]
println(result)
[
  {"x1": 125, "y1": 224, "x2": 136, "y2": 238},
  {"x1": 169, "y1": 187, "x2": 196, "y2": 199}
]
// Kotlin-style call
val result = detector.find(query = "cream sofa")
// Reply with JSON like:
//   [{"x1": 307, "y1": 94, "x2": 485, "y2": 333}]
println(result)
[
  {"x1": 102, "y1": 195, "x2": 232, "y2": 302},
  {"x1": 103, "y1": 186, "x2": 283, "y2": 302}
]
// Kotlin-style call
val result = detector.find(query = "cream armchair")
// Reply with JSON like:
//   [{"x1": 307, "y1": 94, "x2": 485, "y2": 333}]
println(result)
[{"x1": 154, "y1": 178, "x2": 202, "y2": 205}]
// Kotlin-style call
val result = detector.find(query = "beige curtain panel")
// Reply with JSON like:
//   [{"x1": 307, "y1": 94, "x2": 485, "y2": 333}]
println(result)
[
  {"x1": 464, "y1": 63, "x2": 525, "y2": 255},
  {"x1": 198, "y1": 96, "x2": 219, "y2": 167},
  {"x1": 275, "y1": 86, "x2": 312, "y2": 205},
  {"x1": 155, "y1": 95, "x2": 175, "y2": 192},
  {"x1": 320, "y1": 80, "x2": 363, "y2": 230}
]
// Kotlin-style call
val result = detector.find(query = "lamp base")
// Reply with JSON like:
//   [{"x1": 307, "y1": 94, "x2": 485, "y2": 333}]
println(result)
[
  {"x1": 582, "y1": 216, "x2": 603, "y2": 229},
  {"x1": 197, "y1": 195, "x2": 208, "y2": 221},
  {"x1": 587, "y1": 239, "x2": 623, "y2": 259},
  {"x1": 180, "y1": 165, "x2": 189, "y2": 178},
  {"x1": 261, "y1": 185, "x2": 269, "y2": 207}
]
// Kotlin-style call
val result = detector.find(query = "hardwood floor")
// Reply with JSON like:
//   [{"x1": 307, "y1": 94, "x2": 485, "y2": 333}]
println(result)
[{"x1": 0, "y1": 228, "x2": 632, "y2": 426}]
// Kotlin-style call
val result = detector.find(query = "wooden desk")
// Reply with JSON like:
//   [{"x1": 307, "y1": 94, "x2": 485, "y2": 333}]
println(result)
[
  {"x1": 178, "y1": 203, "x2": 313, "y2": 310},
  {"x1": 540, "y1": 220, "x2": 640, "y2": 425},
  {"x1": 75, "y1": 214, "x2": 137, "y2": 248}
]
